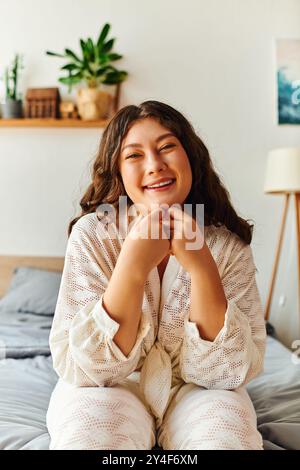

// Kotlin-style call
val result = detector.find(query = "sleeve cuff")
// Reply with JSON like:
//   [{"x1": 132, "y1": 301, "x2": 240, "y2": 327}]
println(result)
[
  {"x1": 184, "y1": 299, "x2": 239, "y2": 347},
  {"x1": 92, "y1": 294, "x2": 121, "y2": 338},
  {"x1": 92, "y1": 293, "x2": 151, "y2": 361}
]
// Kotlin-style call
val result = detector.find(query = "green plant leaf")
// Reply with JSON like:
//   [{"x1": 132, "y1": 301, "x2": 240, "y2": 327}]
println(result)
[
  {"x1": 83, "y1": 61, "x2": 95, "y2": 76},
  {"x1": 46, "y1": 50, "x2": 65, "y2": 58},
  {"x1": 95, "y1": 67, "x2": 110, "y2": 77},
  {"x1": 61, "y1": 63, "x2": 79, "y2": 71},
  {"x1": 58, "y1": 74, "x2": 82, "y2": 93},
  {"x1": 86, "y1": 37, "x2": 95, "y2": 62},
  {"x1": 101, "y1": 38, "x2": 115, "y2": 54},
  {"x1": 80, "y1": 39, "x2": 89, "y2": 61},
  {"x1": 97, "y1": 52, "x2": 109, "y2": 65},
  {"x1": 107, "y1": 53, "x2": 123, "y2": 61},
  {"x1": 59, "y1": 70, "x2": 82, "y2": 81},
  {"x1": 58, "y1": 74, "x2": 82, "y2": 85},
  {"x1": 97, "y1": 23, "x2": 110, "y2": 49},
  {"x1": 65, "y1": 48, "x2": 82, "y2": 64},
  {"x1": 102, "y1": 70, "x2": 128, "y2": 84}
]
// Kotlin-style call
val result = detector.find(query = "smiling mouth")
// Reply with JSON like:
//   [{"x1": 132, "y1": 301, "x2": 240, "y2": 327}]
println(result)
[{"x1": 144, "y1": 179, "x2": 176, "y2": 192}]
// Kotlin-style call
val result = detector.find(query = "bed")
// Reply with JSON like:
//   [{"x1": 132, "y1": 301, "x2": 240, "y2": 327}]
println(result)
[{"x1": 0, "y1": 255, "x2": 299, "y2": 450}]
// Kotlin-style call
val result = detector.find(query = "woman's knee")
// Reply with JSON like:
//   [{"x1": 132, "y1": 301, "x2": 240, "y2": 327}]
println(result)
[
  {"x1": 158, "y1": 386, "x2": 263, "y2": 450},
  {"x1": 47, "y1": 381, "x2": 156, "y2": 450}
]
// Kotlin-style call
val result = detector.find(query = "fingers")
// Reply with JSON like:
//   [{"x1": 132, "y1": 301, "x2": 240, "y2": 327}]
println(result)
[
  {"x1": 134, "y1": 207, "x2": 167, "y2": 239},
  {"x1": 167, "y1": 205, "x2": 182, "y2": 217},
  {"x1": 133, "y1": 207, "x2": 160, "y2": 226},
  {"x1": 133, "y1": 207, "x2": 178, "y2": 239}
]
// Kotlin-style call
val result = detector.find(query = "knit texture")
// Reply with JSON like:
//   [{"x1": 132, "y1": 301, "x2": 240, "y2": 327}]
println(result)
[{"x1": 49, "y1": 212, "x2": 266, "y2": 425}]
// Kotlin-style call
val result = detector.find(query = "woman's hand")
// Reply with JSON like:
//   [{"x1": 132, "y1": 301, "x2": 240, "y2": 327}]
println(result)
[
  {"x1": 167, "y1": 206, "x2": 205, "y2": 274},
  {"x1": 118, "y1": 207, "x2": 171, "y2": 280}
]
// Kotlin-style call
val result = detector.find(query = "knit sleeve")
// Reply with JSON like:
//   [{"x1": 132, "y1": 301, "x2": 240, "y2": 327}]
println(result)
[
  {"x1": 179, "y1": 239, "x2": 266, "y2": 390},
  {"x1": 49, "y1": 217, "x2": 151, "y2": 387}
]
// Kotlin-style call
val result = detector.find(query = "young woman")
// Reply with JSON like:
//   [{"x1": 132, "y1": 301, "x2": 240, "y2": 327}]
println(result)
[{"x1": 46, "y1": 100, "x2": 266, "y2": 450}]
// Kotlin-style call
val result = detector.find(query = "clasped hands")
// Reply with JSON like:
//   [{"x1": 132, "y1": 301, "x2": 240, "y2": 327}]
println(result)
[{"x1": 130, "y1": 205, "x2": 205, "y2": 275}]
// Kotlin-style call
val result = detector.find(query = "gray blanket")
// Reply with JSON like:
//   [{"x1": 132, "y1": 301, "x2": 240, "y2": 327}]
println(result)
[
  {"x1": 0, "y1": 310, "x2": 51, "y2": 358},
  {"x1": 247, "y1": 335, "x2": 300, "y2": 450},
  {"x1": 0, "y1": 355, "x2": 58, "y2": 449}
]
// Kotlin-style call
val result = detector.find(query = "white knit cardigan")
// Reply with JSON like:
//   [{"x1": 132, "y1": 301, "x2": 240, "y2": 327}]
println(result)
[{"x1": 49, "y1": 212, "x2": 266, "y2": 423}]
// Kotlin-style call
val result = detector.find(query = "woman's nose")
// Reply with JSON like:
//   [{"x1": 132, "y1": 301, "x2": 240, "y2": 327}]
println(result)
[{"x1": 145, "y1": 152, "x2": 167, "y2": 172}]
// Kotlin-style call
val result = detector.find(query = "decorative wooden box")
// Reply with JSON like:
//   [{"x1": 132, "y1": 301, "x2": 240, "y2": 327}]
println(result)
[{"x1": 25, "y1": 88, "x2": 61, "y2": 118}]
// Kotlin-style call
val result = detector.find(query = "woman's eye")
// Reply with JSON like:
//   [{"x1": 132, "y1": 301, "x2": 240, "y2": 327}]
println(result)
[
  {"x1": 160, "y1": 144, "x2": 175, "y2": 151},
  {"x1": 126, "y1": 153, "x2": 140, "y2": 159},
  {"x1": 126, "y1": 144, "x2": 175, "y2": 159}
]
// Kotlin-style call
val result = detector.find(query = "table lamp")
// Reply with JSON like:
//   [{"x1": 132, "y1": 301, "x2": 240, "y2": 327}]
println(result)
[{"x1": 264, "y1": 148, "x2": 300, "y2": 321}]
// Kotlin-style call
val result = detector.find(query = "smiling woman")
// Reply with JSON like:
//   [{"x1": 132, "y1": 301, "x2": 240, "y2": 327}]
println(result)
[
  {"x1": 47, "y1": 100, "x2": 266, "y2": 450},
  {"x1": 67, "y1": 100, "x2": 253, "y2": 242},
  {"x1": 118, "y1": 118, "x2": 193, "y2": 214}
]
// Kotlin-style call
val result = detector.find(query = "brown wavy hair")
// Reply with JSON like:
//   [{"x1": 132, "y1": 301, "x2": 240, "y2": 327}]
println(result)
[{"x1": 68, "y1": 100, "x2": 254, "y2": 244}]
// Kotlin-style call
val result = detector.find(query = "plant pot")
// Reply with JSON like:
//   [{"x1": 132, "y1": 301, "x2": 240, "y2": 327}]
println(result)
[
  {"x1": 0, "y1": 99, "x2": 23, "y2": 118},
  {"x1": 76, "y1": 88, "x2": 113, "y2": 121}
]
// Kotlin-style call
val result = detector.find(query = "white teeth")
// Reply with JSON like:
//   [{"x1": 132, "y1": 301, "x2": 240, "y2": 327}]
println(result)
[{"x1": 147, "y1": 179, "x2": 173, "y2": 189}]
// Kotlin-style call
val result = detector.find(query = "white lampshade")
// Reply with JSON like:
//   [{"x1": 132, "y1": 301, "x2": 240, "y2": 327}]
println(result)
[{"x1": 264, "y1": 148, "x2": 300, "y2": 194}]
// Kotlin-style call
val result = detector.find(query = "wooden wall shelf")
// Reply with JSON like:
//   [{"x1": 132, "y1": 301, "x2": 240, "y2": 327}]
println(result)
[{"x1": 0, "y1": 118, "x2": 110, "y2": 128}]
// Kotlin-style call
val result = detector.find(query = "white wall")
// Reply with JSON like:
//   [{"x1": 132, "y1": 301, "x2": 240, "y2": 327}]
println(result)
[{"x1": 0, "y1": 0, "x2": 300, "y2": 347}]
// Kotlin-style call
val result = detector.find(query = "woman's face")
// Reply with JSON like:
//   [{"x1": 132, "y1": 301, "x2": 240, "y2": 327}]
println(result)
[{"x1": 118, "y1": 118, "x2": 192, "y2": 213}]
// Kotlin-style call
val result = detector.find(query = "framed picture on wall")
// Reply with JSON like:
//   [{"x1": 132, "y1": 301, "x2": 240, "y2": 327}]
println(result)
[{"x1": 276, "y1": 38, "x2": 300, "y2": 124}]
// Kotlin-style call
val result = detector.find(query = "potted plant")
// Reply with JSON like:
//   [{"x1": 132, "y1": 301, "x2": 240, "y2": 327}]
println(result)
[
  {"x1": 1, "y1": 54, "x2": 24, "y2": 119},
  {"x1": 46, "y1": 23, "x2": 128, "y2": 120}
]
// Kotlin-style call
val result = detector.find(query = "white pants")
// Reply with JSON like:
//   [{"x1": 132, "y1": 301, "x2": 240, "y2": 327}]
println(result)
[{"x1": 46, "y1": 378, "x2": 263, "y2": 450}]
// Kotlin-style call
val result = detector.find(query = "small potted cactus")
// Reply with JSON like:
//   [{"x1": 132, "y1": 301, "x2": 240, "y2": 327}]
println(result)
[
  {"x1": 1, "y1": 54, "x2": 24, "y2": 119},
  {"x1": 46, "y1": 23, "x2": 128, "y2": 121}
]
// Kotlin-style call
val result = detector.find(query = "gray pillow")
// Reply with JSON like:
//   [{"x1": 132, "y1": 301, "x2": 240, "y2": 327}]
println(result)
[{"x1": 0, "y1": 266, "x2": 62, "y2": 315}]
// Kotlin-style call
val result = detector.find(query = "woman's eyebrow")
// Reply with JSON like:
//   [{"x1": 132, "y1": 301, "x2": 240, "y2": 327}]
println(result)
[{"x1": 121, "y1": 132, "x2": 175, "y2": 152}]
